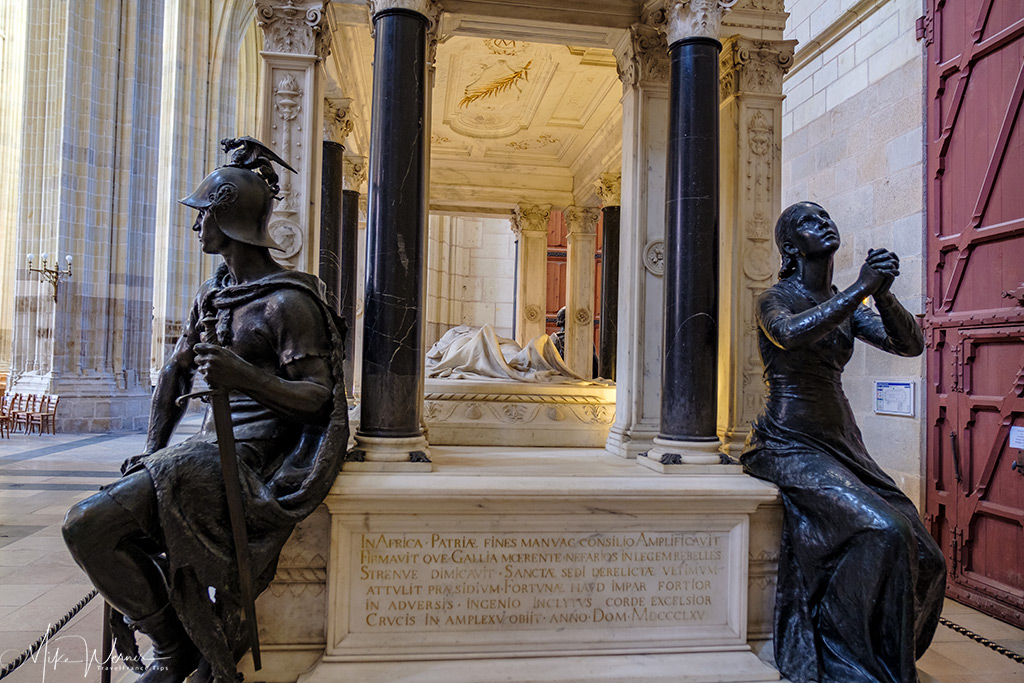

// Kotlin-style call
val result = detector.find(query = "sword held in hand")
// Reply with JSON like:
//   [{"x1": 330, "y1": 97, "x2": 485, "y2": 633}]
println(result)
[{"x1": 176, "y1": 307, "x2": 262, "y2": 671}]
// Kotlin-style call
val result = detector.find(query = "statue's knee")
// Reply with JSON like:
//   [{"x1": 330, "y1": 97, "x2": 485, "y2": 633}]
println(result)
[
  {"x1": 62, "y1": 492, "x2": 117, "y2": 558},
  {"x1": 62, "y1": 498, "x2": 92, "y2": 555},
  {"x1": 868, "y1": 512, "x2": 914, "y2": 554}
]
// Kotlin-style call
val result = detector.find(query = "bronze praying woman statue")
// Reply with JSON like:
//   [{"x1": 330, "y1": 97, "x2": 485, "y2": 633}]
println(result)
[{"x1": 741, "y1": 201, "x2": 946, "y2": 683}]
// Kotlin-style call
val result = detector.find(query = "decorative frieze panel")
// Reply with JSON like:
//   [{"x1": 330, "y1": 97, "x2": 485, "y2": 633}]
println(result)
[
  {"x1": 256, "y1": 0, "x2": 331, "y2": 58},
  {"x1": 423, "y1": 379, "x2": 616, "y2": 447}
]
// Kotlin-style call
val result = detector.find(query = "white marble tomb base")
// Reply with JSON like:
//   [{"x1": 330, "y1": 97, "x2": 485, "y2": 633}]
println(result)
[
  {"x1": 423, "y1": 378, "x2": 616, "y2": 447},
  {"x1": 241, "y1": 446, "x2": 784, "y2": 683}
]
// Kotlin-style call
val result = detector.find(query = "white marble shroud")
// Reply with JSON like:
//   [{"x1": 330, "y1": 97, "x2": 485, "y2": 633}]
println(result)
[{"x1": 426, "y1": 324, "x2": 610, "y2": 385}]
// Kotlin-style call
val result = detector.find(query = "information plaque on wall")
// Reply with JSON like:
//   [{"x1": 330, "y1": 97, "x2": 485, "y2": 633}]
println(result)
[{"x1": 874, "y1": 380, "x2": 915, "y2": 417}]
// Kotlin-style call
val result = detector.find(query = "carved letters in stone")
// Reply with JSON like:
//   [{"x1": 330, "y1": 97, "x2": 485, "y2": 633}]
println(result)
[
  {"x1": 256, "y1": 1, "x2": 331, "y2": 58},
  {"x1": 615, "y1": 22, "x2": 670, "y2": 90}
]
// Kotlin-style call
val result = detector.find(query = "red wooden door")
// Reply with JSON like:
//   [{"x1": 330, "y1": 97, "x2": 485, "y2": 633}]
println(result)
[{"x1": 924, "y1": 0, "x2": 1024, "y2": 625}]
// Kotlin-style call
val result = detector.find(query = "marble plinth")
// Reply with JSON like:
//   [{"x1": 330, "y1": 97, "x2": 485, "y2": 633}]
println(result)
[
  {"x1": 240, "y1": 447, "x2": 782, "y2": 683},
  {"x1": 423, "y1": 378, "x2": 616, "y2": 447}
]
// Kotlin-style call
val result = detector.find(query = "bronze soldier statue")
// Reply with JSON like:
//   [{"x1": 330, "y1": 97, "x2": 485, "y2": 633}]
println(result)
[
  {"x1": 62, "y1": 138, "x2": 348, "y2": 683},
  {"x1": 742, "y1": 201, "x2": 945, "y2": 683}
]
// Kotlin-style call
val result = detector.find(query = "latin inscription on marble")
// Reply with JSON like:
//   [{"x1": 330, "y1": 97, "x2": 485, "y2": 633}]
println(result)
[{"x1": 350, "y1": 531, "x2": 728, "y2": 632}]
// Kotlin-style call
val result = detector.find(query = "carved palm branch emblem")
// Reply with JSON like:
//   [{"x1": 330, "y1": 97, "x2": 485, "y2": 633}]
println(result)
[{"x1": 459, "y1": 60, "x2": 532, "y2": 108}]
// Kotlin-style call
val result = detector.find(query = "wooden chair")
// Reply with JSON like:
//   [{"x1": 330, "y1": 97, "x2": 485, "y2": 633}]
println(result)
[
  {"x1": 0, "y1": 393, "x2": 13, "y2": 438},
  {"x1": 29, "y1": 395, "x2": 59, "y2": 435},
  {"x1": 11, "y1": 394, "x2": 40, "y2": 434}
]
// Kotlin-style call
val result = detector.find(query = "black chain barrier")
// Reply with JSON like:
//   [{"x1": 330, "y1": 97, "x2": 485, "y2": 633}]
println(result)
[
  {"x1": 940, "y1": 616, "x2": 1024, "y2": 665},
  {"x1": 0, "y1": 590, "x2": 98, "y2": 679}
]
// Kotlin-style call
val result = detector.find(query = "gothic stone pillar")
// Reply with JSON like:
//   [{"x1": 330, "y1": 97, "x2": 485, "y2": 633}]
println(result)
[
  {"x1": 606, "y1": 22, "x2": 670, "y2": 458},
  {"x1": 511, "y1": 204, "x2": 551, "y2": 347},
  {"x1": 256, "y1": 0, "x2": 331, "y2": 274},
  {"x1": 9, "y1": 0, "x2": 164, "y2": 431},
  {"x1": 717, "y1": 36, "x2": 795, "y2": 455},
  {"x1": 596, "y1": 172, "x2": 622, "y2": 381},
  {"x1": 350, "y1": 0, "x2": 441, "y2": 469}
]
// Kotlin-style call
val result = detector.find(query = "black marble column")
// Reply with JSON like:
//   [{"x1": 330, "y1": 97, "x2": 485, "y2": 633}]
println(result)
[
  {"x1": 340, "y1": 186, "x2": 359, "y2": 399},
  {"x1": 358, "y1": 8, "x2": 429, "y2": 444},
  {"x1": 660, "y1": 36, "x2": 721, "y2": 444},
  {"x1": 320, "y1": 141, "x2": 358, "y2": 399},
  {"x1": 598, "y1": 205, "x2": 620, "y2": 381},
  {"x1": 319, "y1": 141, "x2": 344, "y2": 315}
]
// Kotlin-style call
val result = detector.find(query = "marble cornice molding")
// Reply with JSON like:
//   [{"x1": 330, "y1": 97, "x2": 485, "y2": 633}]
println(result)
[
  {"x1": 595, "y1": 172, "x2": 622, "y2": 207},
  {"x1": 512, "y1": 204, "x2": 551, "y2": 236},
  {"x1": 323, "y1": 96, "x2": 354, "y2": 143},
  {"x1": 614, "y1": 22, "x2": 670, "y2": 89},
  {"x1": 719, "y1": 36, "x2": 796, "y2": 100},
  {"x1": 342, "y1": 155, "x2": 367, "y2": 192},
  {"x1": 564, "y1": 206, "x2": 600, "y2": 235},
  {"x1": 664, "y1": 0, "x2": 738, "y2": 44},
  {"x1": 256, "y1": 0, "x2": 332, "y2": 59}
]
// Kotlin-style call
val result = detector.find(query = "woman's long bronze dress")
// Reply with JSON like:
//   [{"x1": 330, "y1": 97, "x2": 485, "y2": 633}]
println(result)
[{"x1": 742, "y1": 278, "x2": 946, "y2": 683}]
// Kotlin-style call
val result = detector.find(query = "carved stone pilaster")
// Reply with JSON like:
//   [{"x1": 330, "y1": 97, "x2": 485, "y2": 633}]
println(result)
[
  {"x1": 564, "y1": 206, "x2": 600, "y2": 378},
  {"x1": 717, "y1": 36, "x2": 793, "y2": 455},
  {"x1": 595, "y1": 172, "x2": 622, "y2": 208},
  {"x1": 341, "y1": 155, "x2": 367, "y2": 192},
  {"x1": 719, "y1": 36, "x2": 796, "y2": 102},
  {"x1": 664, "y1": 0, "x2": 738, "y2": 44},
  {"x1": 512, "y1": 203, "x2": 550, "y2": 346},
  {"x1": 614, "y1": 22, "x2": 670, "y2": 90},
  {"x1": 257, "y1": 1, "x2": 331, "y2": 272},
  {"x1": 256, "y1": 0, "x2": 332, "y2": 59}
]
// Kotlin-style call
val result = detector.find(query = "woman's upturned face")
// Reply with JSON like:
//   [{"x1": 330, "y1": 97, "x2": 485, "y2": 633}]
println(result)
[{"x1": 785, "y1": 202, "x2": 840, "y2": 258}]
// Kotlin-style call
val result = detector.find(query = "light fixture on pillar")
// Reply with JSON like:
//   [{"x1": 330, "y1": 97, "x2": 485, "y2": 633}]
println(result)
[{"x1": 26, "y1": 253, "x2": 73, "y2": 302}]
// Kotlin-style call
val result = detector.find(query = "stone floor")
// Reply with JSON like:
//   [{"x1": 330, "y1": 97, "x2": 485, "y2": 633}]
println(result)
[{"x1": 0, "y1": 421, "x2": 1022, "y2": 683}]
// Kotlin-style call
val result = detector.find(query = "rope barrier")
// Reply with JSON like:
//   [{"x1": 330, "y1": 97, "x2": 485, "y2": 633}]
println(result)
[
  {"x1": 940, "y1": 615, "x2": 1024, "y2": 665},
  {"x1": 0, "y1": 590, "x2": 98, "y2": 679}
]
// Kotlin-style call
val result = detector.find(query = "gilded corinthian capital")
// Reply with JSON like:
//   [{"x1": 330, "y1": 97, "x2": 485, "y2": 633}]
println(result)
[{"x1": 255, "y1": 1, "x2": 331, "y2": 58}]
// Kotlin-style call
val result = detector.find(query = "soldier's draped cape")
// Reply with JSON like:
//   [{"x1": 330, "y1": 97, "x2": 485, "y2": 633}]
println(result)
[{"x1": 124, "y1": 265, "x2": 348, "y2": 683}]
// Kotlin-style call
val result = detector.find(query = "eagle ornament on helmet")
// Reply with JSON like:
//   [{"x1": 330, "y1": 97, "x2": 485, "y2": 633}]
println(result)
[{"x1": 180, "y1": 137, "x2": 297, "y2": 251}]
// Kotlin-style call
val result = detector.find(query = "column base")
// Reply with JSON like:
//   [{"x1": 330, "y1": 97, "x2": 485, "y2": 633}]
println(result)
[
  {"x1": 638, "y1": 436, "x2": 741, "y2": 474},
  {"x1": 345, "y1": 433, "x2": 432, "y2": 472},
  {"x1": 605, "y1": 422, "x2": 658, "y2": 459}
]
